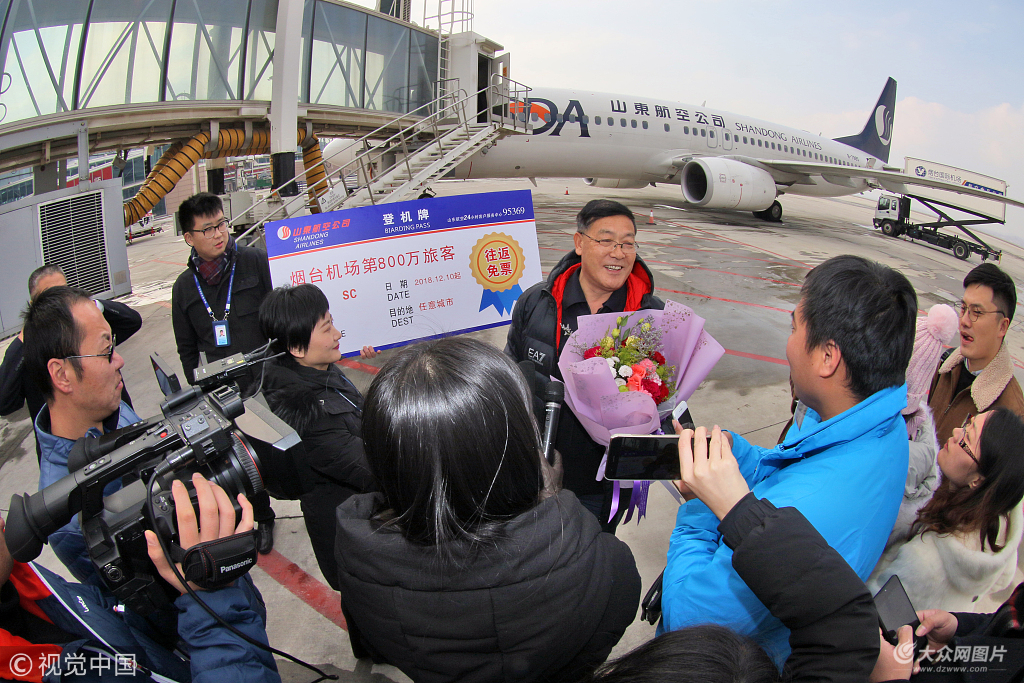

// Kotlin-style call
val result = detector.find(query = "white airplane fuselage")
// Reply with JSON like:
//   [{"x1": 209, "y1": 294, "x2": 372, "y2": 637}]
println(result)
[{"x1": 451, "y1": 88, "x2": 877, "y2": 200}]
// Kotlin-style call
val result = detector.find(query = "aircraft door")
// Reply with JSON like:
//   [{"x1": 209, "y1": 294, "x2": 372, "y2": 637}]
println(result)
[
  {"x1": 477, "y1": 54, "x2": 491, "y2": 123},
  {"x1": 722, "y1": 129, "x2": 734, "y2": 151},
  {"x1": 707, "y1": 127, "x2": 718, "y2": 149}
]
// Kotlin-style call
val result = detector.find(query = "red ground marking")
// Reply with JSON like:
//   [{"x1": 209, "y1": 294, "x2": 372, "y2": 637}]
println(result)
[
  {"x1": 724, "y1": 349, "x2": 789, "y2": 366},
  {"x1": 647, "y1": 242, "x2": 811, "y2": 270},
  {"x1": 654, "y1": 287, "x2": 791, "y2": 313},
  {"x1": 657, "y1": 218, "x2": 813, "y2": 268},
  {"x1": 337, "y1": 358, "x2": 379, "y2": 375},
  {"x1": 151, "y1": 260, "x2": 181, "y2": 266},
  {"x1": 256, "y1": 550, "x2": 347, "y2": 630},
  {"x1": 156, "y1": 301, "x2": 172, "y2": 309},
  {"x1": 644, "y1": 258, "x2": 802, "y2": 287}
]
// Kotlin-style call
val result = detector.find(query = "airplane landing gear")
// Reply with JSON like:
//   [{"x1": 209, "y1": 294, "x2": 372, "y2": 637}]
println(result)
[{"x1": 753, "y1": 200, "x2": 783, "y2": 222}]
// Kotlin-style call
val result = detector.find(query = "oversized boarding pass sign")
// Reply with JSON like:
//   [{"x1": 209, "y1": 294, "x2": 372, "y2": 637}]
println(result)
[{"x1": 264, "y1": 190, "x2": 542, "y2": 356}]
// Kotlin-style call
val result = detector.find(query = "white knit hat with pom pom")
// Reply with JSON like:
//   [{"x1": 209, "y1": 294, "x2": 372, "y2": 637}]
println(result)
[{"x1": 903, "y1": 303, "x2": 960, "y2": 422}]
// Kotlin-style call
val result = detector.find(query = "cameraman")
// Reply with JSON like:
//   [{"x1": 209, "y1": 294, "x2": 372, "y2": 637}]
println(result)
[
  {"x1": 22, "y1": 286, "x2": 142, "y2": 585},
  {"x1": 0, "y1": 473, "x2": 279, "y2": 683}
]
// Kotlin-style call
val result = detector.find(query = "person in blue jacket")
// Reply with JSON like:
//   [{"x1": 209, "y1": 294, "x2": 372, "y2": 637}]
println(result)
[
  {"x1": 660, "y1": 254, "x2": 918, "y2": 665},
  {"x1": 0, "y1": 473, "x2": 278, "y2": 683}
]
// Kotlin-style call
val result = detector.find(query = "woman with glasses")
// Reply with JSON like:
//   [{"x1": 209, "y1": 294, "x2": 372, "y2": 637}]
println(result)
[{"x1": 868, "y1": 407, "x2": 1024, "y2": 611}]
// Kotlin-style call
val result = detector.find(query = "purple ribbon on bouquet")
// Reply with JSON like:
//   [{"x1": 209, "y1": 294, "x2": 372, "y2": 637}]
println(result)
[{"x1": 608, "y1": 480, "x2": 652, "y2": 524}]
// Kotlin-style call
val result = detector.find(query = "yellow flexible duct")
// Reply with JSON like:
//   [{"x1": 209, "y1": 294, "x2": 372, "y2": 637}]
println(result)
[{"x1": 123, "y1": 128, "x2": 328, "y2": 227}]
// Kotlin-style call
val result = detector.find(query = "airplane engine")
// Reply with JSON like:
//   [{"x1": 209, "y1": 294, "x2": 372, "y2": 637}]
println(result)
[
  {"x1": 583, "y1": 178, "x2": 650, "y2": 189},
  {"x1": 680, "y1": 158, "x2": 777, "y2": 211}
]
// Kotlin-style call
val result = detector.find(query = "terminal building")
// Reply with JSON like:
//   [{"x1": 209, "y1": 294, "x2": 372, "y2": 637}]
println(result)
[{"x1": 0, "y1": 0, "x2": 527, "y2": 337}]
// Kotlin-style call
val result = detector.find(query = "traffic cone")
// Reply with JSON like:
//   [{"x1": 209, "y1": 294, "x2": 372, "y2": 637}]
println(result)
[
  {"x1": 565, "y1": 187, "x2": 569, "y2": 195},
  {"x1": 647, "y1": 208, "x2": 656, "y2": 225}
]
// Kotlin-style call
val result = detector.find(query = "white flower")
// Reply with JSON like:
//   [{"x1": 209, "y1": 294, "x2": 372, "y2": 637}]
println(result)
[
  {"x1": 618, "y1": 365, "x2": 633, "y2": 378},
  {"x1": 615, "y1": 378, "x2": 627, "y2": 387},
  {"x1": 605, "y1": 357, "x2": 617, "y2": 370}
]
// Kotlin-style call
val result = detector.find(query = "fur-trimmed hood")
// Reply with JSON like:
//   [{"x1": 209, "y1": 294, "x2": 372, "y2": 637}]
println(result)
[{"x1": 938, "y1": 342, "x2": 1015, "y2": 412}]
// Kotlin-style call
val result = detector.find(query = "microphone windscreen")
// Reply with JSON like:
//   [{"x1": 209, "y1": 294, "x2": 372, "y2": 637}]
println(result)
[{"x1": 544, "y1": 380, "x2": 564, "y2": 403}]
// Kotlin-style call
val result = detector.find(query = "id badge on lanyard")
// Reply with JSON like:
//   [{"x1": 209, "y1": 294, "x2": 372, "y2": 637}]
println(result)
[{"x1": 194, "y1": 262, "x2": 236, "y2": 348}]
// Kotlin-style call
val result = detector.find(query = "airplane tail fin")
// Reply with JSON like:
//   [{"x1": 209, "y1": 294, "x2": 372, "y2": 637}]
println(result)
[{"x1": 834, "y1": 77, "x2": 896, "y2": 164}]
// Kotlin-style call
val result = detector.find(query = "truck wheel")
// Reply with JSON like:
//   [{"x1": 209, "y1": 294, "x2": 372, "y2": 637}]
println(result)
[
  {"x1": 952, "y1": 241, "x2": 970, "y2": 260},
  {"x1": 881, "y1": 220, "x2": 896, "y2": 236}
]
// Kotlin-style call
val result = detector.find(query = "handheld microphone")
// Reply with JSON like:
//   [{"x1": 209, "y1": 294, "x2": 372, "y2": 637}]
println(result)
[{"x1": 542, "y1": 381, "x2": 564, "y2": 466}]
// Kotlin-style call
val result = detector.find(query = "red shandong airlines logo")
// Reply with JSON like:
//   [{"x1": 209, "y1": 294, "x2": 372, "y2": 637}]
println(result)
[{"x1": 277, "y1": 225, "x2": 291, "y2": 240}]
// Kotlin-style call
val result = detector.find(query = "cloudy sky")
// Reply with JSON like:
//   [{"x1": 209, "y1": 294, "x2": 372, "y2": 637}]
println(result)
[{"x1": 368, "y1": 1, "x2": 1024, "y2": 238}]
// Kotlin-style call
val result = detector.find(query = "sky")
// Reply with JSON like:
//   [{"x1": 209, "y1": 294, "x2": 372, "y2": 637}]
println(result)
[{"x1": 367, "y1": 1, "x2": 1024, "y2": 239}]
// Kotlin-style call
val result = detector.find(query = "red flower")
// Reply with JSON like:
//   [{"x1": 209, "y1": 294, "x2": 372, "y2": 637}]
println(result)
[
  {"x1": 583, "y1": 346, "x2": 601, "y2": 360},
  {"x1": 659, "y1": 382, "x2": 671, "y2": 402},
  {"x1": 653, "y1": 352, "x2": 666, "y2": 365},
  {"x1": 642, "y1": 379, "x2": 662, "y2": 399}
]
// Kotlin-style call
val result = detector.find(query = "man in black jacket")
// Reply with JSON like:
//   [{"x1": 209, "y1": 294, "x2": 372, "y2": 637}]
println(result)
[
  {"x1": 0, "y1": 264, "x2": 141, "y2": 460},
  {"x1": 506, "y1": 199, "x2": 690, "y2": 531},
  {"x1": 170, "y1": 192, "x2": 276, "y2": 552}
]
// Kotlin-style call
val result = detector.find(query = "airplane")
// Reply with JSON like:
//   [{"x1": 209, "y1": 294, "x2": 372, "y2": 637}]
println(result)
[{"x1": 444, "y1": 78, "x2": 1024, "y2": 221}]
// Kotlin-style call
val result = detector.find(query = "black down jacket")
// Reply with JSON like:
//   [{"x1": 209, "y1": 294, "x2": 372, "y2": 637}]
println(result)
[
  {"x1": 335, "y1": 489, "x2": 642, "y2": 683},
  {"x1": 259, "y1": 357, "x2": 376, "y2": 589}
]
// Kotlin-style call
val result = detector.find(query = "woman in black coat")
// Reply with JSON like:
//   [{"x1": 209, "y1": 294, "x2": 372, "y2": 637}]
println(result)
[
  {"x1": 256, "y1": 284, "x2": 377, "y2": 589},
  {"x1": 334, "y1": 337, "x2": 641, "y2": 683}
]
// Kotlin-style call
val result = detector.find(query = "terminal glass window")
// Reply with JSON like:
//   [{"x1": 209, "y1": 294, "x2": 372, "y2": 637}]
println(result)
[
  {"x1": 78, "y1": 0, "x2": 173, "y2": 108},
  {"x1": 309, "y1": 2, "x2": 366, "y2": 108},
  {"x1": 364, "y1": 14, "x2": 409, "y2": 112},
  {"x1": 407, "y1": 28, "x2": 437, "y2": 114},
  {"x1": 244, "y1": 0, "x2": 277, "y2": 100},
  {"x1": 166, "y1": 0, "x2": 247, "y2": 101},
  {"x1": 0, "y1": 0, "x2": 88, "y2": 122}
]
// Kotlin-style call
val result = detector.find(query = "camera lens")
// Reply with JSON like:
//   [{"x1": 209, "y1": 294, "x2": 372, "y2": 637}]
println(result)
[{"x1": 205, "y1": 431, "x2": 265, "y2": 498}]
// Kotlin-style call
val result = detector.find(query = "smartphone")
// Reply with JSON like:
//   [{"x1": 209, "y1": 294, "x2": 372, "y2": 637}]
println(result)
[
  {"x1": 873, "y1": 575, "x2": 927, "y2": 655},
  {"x1": 605, "y1": 434, "x2": 712, "y2": 481}
]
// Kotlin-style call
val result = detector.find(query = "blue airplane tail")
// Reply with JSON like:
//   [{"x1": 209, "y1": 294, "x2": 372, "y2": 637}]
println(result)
[{"x1": 834, "y1": 77, "x2": 897, "y2": 164}]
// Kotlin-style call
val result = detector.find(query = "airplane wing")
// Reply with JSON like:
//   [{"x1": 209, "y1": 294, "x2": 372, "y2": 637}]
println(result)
[{"x1": 721, "y1": 156, "x2": 1024, "y2": 210}]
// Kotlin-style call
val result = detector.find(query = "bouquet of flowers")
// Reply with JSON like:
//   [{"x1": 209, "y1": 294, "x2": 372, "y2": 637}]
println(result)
[
  {"x1": 557, "y1": 300, "x2": 725, "y2": 523},
  {"x1": 557, "y1": 300, "x2": 724, "y2": 447}
]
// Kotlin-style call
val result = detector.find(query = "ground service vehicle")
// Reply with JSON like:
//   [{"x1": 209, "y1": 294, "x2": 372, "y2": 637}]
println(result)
[{"x1": 874, "y1": 193, "x2": 1001, "y2": 262}]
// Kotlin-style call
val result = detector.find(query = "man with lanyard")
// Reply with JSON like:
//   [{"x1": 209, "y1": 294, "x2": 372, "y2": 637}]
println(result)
[
  {"x1": 171, "y1": 192, "x2": 277, "y2": 553},
  {"x1": 506, "y1": 199, "x2": 691, "y2": 532}
]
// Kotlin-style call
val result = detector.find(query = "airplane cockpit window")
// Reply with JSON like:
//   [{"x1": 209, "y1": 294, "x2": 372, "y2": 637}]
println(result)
[{"x1": 642, "y1": 120, "x2": 648, "y2": 129}]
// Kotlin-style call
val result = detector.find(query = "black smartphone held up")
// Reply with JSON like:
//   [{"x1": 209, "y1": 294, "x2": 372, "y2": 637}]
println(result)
[
  {"x1": 606, "y1": 434, "x2": 714, "y2": 481},
  {"x1": 873, "y1": 575, "x2": 928, "y2": 656}
]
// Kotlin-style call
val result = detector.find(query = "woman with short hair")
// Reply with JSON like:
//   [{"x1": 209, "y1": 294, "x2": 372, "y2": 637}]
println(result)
[
  {"x1": 334, "y1": 337, "x2": 641, "y2": 683},
  {"x1": 257, "y1": 284, "x2": 376, "y2": 589}
]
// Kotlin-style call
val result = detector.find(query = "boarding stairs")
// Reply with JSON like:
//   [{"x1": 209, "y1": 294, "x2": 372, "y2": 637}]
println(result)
[
  {"x1": 234, "y1": 76, "x2": 532, "y2": 244},
  {"x1": 329, "y1": 120, "x2": 501, "y2": 209}
]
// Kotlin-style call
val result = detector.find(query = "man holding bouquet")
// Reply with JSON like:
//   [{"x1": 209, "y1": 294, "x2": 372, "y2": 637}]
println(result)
[
  {"x1": 660, "y1": 255, "x2": 917, "y2": 665},
  {"x1": 506, "y1": 199, "x2": 689, "y2": 532}
]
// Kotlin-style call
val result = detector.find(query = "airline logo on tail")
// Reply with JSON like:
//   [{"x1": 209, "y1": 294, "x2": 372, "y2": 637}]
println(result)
[{"x1": 875, "y1": 105, "x2": 893, "y2": 146}]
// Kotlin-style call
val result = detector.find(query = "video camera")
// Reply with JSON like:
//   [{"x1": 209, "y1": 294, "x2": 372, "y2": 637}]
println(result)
[{"x1": 5, "y1": 347, "x2": 300, "y2": 614}]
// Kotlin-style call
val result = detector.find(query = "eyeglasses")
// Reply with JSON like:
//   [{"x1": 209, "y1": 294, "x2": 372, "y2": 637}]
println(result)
[
  {"x1": 580, "y1": 232, "x2": 639, "y2": 254},
  {"x1": 66, "y1": 341, "x2": 116, "y2": 363},
  {"x1": 192, "y1": 219, "x2": 229, "y2": 239},
  {"x1": 956, "y1": 299, "x2": 1005, "y2": 323},
  {"x1": 958, "y1": 414, "x2": 980, "y2": 466}
]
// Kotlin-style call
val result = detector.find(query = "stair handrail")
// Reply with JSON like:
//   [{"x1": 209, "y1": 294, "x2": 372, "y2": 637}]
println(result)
[{"x1": 235, "y1": 76, "x2": 531, "y2": 242}]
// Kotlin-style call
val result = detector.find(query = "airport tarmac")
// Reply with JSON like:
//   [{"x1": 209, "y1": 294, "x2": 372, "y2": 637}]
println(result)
[{"x1": 2, "y1": 176, "x2": 1024, "y2": 682}]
